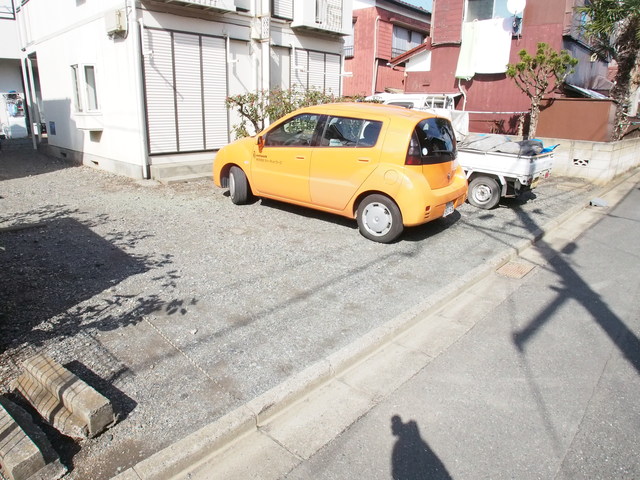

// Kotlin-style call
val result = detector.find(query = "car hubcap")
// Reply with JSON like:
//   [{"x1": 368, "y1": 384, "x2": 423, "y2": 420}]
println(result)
[
  {"x1": 363, "y1": 202, "x2": 392, "y2": 236},
  {"x1": 474, "y1": 184, "x2": 492, "y2": 204}
]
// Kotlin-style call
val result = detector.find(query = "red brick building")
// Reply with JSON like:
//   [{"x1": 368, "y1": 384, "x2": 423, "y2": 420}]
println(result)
[
  {"x1": 342, "y1": 0, "x2": 431, "y2": 97},
  {"x1": 387, "y1": 0, "x2": 610, "y2": 134}
]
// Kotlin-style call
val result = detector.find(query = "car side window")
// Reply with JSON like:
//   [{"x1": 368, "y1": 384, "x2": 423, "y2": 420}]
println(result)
[
  {"x1": 264, "y1": 114, "x2": 320, "y2": 147},
  {"x1": 320, "y1": 116, "x2": 382, "y2": 148}
]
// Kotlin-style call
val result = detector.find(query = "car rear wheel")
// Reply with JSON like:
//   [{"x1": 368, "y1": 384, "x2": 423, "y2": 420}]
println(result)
[
  {"x1": 468, "y1": 176, "x2": 500, "y2": 210},
  {"x1": 357, "y1": 194, "x2": 404, "y2": 243},
  {"x1": 229, "y1": 166, "x2": 250, "y2": 205}
]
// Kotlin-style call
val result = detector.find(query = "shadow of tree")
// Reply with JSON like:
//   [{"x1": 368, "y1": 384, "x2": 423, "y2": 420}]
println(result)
[{"x1": 0, "y1": 205, "x2": 196, "y2": 383}]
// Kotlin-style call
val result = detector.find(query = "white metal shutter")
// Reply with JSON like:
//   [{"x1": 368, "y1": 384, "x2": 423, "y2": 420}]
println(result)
[
  {"x1": 273, "y1": 0, "x2": 293, "y2": 19},
  {"x1": 202, "y1": 36, "x2": 227, "y2": 149},
  {"x1": 325, "y1": 53, "x2": 341, "y2": 95},
  {"x1": 174, "y1": 32, "x2": 204, "y2": 151},
  {"x1": 308, "y1": 51, "x2": 325, "y2": 92},
  {"x1": 144, "y1": 29, "x2": 177, "y2": 154},
  {"x1": 293, "y1": 49, "x2": 308, "y2": 90}
]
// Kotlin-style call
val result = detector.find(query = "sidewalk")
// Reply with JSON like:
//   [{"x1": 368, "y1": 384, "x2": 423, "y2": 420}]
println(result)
[{"x1": 154, "y1": 171, "x2": 640, "y2": 479}]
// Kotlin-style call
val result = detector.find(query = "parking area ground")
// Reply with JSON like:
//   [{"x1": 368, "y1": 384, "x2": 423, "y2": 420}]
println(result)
[{"x1": 0, "y1": 150, "x2": 599, "y2": 478}]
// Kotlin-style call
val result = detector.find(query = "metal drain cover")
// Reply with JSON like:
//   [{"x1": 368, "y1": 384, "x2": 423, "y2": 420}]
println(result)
[{"x1": 497, "y1": 261, "x2": 535, "y2": 279}]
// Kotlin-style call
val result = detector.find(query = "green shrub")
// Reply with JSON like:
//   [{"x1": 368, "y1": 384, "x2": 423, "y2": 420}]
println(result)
[{"x1": 225, "y1": 87, "x2": 370, "y2": 140}]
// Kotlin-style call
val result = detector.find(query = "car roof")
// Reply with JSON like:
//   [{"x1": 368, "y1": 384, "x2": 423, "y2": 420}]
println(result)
[{"x1": 296, "y1": 102, "x2": 438, "y2": 123}]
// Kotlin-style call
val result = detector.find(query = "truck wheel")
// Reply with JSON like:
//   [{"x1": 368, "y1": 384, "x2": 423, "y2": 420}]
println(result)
[
  {"x1": 468, "y1": 176, "x2": 500, "y2": 209},
  {"x1": 357, "y1": 194, "x2": 404, "y2": 243},
  {"x1": 229, "y1": 166, "x2": 250, "y2": 205}
]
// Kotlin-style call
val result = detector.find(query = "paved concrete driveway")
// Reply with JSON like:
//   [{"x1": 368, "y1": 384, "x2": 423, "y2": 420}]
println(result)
[{"x1": 0, "y1": 151, "x2": 598, "y2": 478}]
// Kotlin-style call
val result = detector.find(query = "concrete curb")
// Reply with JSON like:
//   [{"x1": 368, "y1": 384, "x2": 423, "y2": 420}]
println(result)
[{"x1": 113, "y1": 169, "x2": 640, "y2": 480}]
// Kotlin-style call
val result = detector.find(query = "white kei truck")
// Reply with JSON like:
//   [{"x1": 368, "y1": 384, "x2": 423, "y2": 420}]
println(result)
[{"x1": 456, "y1": 135, "x2": 555, "y2": 210}]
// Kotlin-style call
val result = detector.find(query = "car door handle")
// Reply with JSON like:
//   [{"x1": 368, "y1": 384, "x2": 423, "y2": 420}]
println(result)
[
  {"x1": 357, "y1": 157, "x2": 370, "y2": 163},
  {"x1": 295, "y1": 156, "x2": 306, "y2": 160}
]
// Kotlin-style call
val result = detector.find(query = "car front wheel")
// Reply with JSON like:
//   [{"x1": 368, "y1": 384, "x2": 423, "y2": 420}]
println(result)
[
  {"x1": 229, "y1": 166, "x2": 250, "y2": 205},
  {"x1": 357, "y1": 194, "x2": 404, "y2": 243}
]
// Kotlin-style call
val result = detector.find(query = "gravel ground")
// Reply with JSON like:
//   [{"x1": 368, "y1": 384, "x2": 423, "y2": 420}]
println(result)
[{"x1": 0, "y1": 149, "x2": 598, "y2": 478}]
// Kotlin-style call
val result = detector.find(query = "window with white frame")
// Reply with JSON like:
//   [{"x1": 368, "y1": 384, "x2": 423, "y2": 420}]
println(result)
[
  {"x1": 0, "y1": 0, "x2": 15, "y2": 19},
  {"x1": 465, "y1": 0, "x2": 510, "y2": 21},
  {"x1": 84, "y1": 66, "x2": 99, "y2": 111},
  {"x1": 343, "y1": 20, "x2": 355, "y2": 58},
  {"x1": 392, "y1": 26, "x2": 424, "y2": 58},
  {"x1": 71, "y1": 64, "x2": 100, "y2": 112}
]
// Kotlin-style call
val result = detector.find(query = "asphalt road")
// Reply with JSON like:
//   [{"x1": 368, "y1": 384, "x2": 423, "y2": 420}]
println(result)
[
  {"x1": 0, "y1": 150, "x2": 601, "y2": 478},
  {"x1": 283, "y1": 178, "x2": 640, "y2": 479}
]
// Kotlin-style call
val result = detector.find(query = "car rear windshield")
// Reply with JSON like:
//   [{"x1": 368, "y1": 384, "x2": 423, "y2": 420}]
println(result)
[{"x1": 412, "y1": 117, "x2": 457, "y2": 164}]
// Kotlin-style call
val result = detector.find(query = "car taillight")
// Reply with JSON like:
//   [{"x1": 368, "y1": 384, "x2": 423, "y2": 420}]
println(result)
[{"x1": 405, "y1": 135, "x2": 421, "y2": 165}]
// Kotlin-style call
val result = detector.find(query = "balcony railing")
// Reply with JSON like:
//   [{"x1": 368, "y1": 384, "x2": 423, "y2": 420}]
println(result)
[
  {"x1": 154, "y1": 0, "x2": 235, "y2": 12},
  {"x1": 343, "y1": 45, "x2": 354, "y2": 58},
  {"x1": 291, "y1": 0, "x2": 349, "y2": 35}
]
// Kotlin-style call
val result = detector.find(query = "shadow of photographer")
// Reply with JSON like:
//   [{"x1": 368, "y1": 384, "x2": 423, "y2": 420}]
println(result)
[{"x1": 391, "y1": 415, "x2": 452, "y2": 480}]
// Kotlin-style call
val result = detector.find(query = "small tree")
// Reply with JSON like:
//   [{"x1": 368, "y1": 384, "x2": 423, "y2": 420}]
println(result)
[
  {"x1": 506, "y1": 43, "x2": 578, "y2": 138},
  {"x1": 226, "y1": 87, "x2": 370, "y2": 140}
]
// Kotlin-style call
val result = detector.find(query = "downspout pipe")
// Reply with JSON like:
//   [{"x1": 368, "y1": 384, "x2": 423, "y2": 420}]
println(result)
[
  {"x1": 21, "y1": 57, "x2": 38, "y2": 150},
  {"x1": 371, "y1": 15, "x2": 380, "y2": 95},
  {"x1": 134, "y1": 8, "x2": 151, "y2": 179}
]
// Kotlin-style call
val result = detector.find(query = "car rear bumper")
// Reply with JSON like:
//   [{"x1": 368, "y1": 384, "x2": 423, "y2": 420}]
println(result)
[{"x1": 400, "y1": 176, "x2": 468, "y2": 226}]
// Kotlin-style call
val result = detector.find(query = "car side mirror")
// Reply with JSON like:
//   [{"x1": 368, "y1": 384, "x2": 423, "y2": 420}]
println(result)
[{"x1": 257, "y1": 135, "x2": 264, "y2": 152}]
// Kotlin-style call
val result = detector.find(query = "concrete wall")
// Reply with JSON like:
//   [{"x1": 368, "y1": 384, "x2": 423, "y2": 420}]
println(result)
[{"x1": 539, "y1": 136, "x2": 640, "y2": 184}]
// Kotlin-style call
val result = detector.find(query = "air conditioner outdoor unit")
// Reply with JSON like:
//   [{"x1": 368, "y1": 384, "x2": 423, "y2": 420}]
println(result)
[{"x1": 105, "y1": 9, "x2": 126, "y2": 35}]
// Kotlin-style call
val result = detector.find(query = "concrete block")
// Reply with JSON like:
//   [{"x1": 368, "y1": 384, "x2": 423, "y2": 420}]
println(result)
[
  {"x1": 0, "y1": 397, "x2": 67, "y2": 480},
  {"x1": 14, "y1": 375, "x2": 86, "y2": 439},
  {"x1": 15, "y1": 354, "x2": 115, "y2": 439}
]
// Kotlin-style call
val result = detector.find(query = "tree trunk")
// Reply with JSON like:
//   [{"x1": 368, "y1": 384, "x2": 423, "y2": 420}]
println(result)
[{"x1": 527, "y1": 98, "x2": 542, "y2": 139}]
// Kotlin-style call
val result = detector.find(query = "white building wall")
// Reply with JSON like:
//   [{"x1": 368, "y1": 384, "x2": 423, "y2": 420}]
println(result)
[
  {"x1": 0, "y1": 60, "x2": 22, "y2": 93},
  {"x1": 28, "y1": 11, "x2": 143, "y2": 172},
  {"x1": 15, "y1": 0, "x2": 351, "y2": 179},
  {"x1": 406, "y1": 50, "x2": 431, "y2": 72},
  {"x1": 0, "y1": 15, "x2": 21, "y2": 59}
]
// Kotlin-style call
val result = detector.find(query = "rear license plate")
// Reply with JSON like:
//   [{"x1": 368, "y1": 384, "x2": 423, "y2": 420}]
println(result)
[
  {"x1": 443, "y1": 201, "x2": 454, "y2": 217},
  {"x1": 531, "y1": 177, "x2": 540, "y2": 189}
]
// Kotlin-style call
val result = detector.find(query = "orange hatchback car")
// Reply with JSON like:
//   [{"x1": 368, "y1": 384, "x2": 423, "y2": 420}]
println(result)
[{"x1": 213, "y1": 103, "x2": 468, "y2": 243}]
